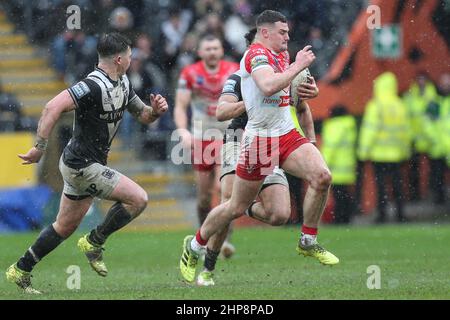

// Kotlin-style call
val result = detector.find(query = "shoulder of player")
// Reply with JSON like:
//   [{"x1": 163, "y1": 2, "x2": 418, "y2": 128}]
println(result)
[
  {"x1": 84, "y1": 69, "x2": 119, "y2": 91},
  {"x1": 248, "y1": 43, "x2": 269, "y2": 55},
  {"x1": 245, "y1": 43, "x2": 271, "y2": 63},
  {"x1": 227, "y1": 72, "x2": 242, "y2": 82},
  {"x1": 180, "y1": 61, "x2": 204, "y2": 78},
  {"x1": 221, "y1": 60, "x2": 240, "y2": 69},
  {"x1": 120, "y1": 73, "x2": 130, "y2": 82},
  {"x1": 68, "y1": 78, "x2": 100, "y2": 98},
  {"x1": 83, "y1": 78, "x2": 103, "y2": 94},
  {"x1": 191, "y1": 60, "x2": 205, "y2": 72}
]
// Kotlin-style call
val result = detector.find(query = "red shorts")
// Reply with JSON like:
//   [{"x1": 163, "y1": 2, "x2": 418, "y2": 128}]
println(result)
[
  {"x1": 236, "y1": 129, "x2": 309, "y2": 181},
  {"x1": 192, "y1": 139, "x2": 223, "y2": 171}
]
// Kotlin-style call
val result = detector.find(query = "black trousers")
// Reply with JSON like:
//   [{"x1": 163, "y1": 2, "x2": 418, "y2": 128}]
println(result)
[
  {"x1": 354, "y1": 161, "x2": 365, "y2": 214},
  {"x1": 332, "y1": 185, "x2": 354, "y2": 224},
  {"x1": 408, "y1": 152, "x2": 424, "y2": 201},
  {"x1": 373, "y1": 162, "x2": 405, "y2": 221},
  {"x1": 429, "y1": 158, "x2": 447, "y2": 205}
]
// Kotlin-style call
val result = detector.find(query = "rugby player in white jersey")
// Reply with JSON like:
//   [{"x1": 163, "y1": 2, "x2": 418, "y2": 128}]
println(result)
[{"x1": 180, "y1": 10, "x2": 338, "y2": 284}]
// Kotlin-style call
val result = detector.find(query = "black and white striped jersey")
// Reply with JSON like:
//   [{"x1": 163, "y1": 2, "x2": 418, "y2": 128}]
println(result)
[
  {"x1": 63, "y1": 67, "x2": 137, "y2": 169},
  {"x1": 221, "y1": 72, "x2": 248, "y2": 143}
]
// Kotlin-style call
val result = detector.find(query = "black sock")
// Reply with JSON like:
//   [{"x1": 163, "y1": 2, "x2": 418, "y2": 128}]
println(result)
[
  {"x1": 17, "y1": 225, "x2": 65, "y2": 272},
  {"x1": 204, "y1": 248, "x2": 220, "y2": 272},
  {"x1": 89, "y1": 202, "x2": 132, "y2": 246},
  {"x1": 197, "y1": 205, "x2": 210, "y2": 225}
]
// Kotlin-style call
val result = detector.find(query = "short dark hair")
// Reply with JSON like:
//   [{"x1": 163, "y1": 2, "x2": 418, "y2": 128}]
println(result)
[
  {"x1": 256, "y1": 10, "x2": 287, "y2": 27},
  {"x1": 244, "y1": 28, "x2": 257, "y2": 46},
  {"x1": 97, "y1": 32, "x2": 131, "y2": 58},
  {"x1": 198, "y1": 33, "x2": 222, "y2": 47}
]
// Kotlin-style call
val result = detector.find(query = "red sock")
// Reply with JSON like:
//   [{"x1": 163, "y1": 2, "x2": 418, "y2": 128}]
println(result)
[
  {"x1": 301, "y1": 225, "x2": 318, "y2": 236},
  {"x1": 195, "y1": 229, "x2": 208, "y2": 246}
]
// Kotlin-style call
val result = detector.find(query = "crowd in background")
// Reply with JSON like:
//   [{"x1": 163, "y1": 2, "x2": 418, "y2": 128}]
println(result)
[
  {"x1": 2, "y1": 0, "x2": 365, "y2": 151},
  {"x1": 0, "y1": 0, "x2": 448, "y2": 223},
  {"x1": 5, "y1": 0, "x2": 365, "y2": 80},
  {"x1": 321, "y1": 71, "x2": 450, "y2": 223}
]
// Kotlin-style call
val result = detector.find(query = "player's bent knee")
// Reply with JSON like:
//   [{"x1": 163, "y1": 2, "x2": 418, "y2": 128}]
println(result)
[
  {"x1": 229, "y1": 203, "x2": 246, "y2": 220},
  {"x1": 312, "y1": 169, "x2": 332, "y2": 191},
  {"x1": 138, "y1": 191, "x2": 149, "y2": 211},
  {"x1": 231, "y1": 211, "x2": 245, "y2": 219},
  {"x1": 53, "y1": 221, "x2": 77, "y2": 238},
  {"x1": 221, "y1": 190, "x2": 232, "y2": 203},
  {"x1": 132, "y1": 189, "x2": 148, "y2": 214},
  {"x1": 268, "y1": 209, "x2": 291, "y2": 226}
]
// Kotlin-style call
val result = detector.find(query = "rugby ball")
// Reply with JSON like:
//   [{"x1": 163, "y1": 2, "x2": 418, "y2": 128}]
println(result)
[{"x1": 290, "y1": 68, "x2": 311, "y2": 107}]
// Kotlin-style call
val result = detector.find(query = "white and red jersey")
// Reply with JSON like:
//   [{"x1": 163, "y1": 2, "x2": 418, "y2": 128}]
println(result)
[
  {"x1": 178, "y1": 60, "x2": 239, "y2": 139},
  {"x1": 240, "y1": 43, "x2": 295, "y2": 137}
]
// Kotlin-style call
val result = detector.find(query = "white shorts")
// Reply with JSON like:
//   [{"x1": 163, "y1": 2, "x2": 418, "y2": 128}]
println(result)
[{"x1": 59, "y1": 156, "x2": 121, "y2": 199}]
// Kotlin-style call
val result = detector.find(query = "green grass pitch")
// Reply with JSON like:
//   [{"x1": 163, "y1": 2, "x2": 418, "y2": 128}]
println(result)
[{"x1": 0, "y1": 224, "x2": 449, "y2": 299}]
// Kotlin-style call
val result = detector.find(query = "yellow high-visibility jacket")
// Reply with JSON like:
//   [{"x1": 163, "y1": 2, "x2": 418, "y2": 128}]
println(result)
[
  {"x1": 290, "y1": 106, "x2": 303, "y2": 134},
  {"x1": 321, "y1": 115, "x2": 357, "y2": 185},
  {"x1": 403, "y1": 81, "x2": 437, "y2": 153},
  {"x1": 358, "y1": 72, "x2": 411, "y2": 163},
  {"x1": 423, "y1": 96, "x2": 448, "y2": 160}
]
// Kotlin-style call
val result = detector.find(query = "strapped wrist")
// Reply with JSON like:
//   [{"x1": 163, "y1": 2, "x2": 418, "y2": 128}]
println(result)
[
  {"x1": 150, "y1": 107, "x2": 160, "y2": 119},
  {"x1": 35, "y1": 136, "x2": 48, "y2": 151}
]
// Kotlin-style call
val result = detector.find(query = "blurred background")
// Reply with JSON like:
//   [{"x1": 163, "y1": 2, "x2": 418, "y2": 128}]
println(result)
[{"x1": 0, "y1": 0, "x2": 448, "y2": 233}]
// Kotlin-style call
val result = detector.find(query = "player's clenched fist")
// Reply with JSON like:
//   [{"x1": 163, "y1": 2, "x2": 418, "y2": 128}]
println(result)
[{"x1": 150, "y1": 93, "x2": 169, "y2": 116}]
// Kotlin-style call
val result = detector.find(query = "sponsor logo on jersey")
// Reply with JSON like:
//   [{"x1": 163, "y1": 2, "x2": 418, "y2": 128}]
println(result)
[
  {"x1": 99, "y1": 109, "x2": 124, "y2": 122},
  {"x1": 103, "y1": 97, "x2": 113, "y2": 105},
  {"x1": 196, "y1": 75, "x2": 205, "y2": 85},
  {"x1": 262, "y1": 95, "x2": 290, "y2": 107},
  {"x1": 71, "y1": 81, "x2": 90, "y2": 99},
  {"x1": 251, "y1": 55, "x2": 269, "y2": 69},
  {"x1": 101, "y1": 169, "x2": 116, "y2": 180},
  {"x1": 279, "y1": 95, "x2": 290, "y2": 107}
]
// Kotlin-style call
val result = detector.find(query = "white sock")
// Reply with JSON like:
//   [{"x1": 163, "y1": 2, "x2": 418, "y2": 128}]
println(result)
[
  {"x1": 190, "y1": 237, "x2": 205, "y2": 254},
  {"x1": 301, "y1": 233, "x2": 317, "y2": 246}
]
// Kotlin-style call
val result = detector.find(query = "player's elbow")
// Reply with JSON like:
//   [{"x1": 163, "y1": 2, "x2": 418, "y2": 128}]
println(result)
[
  {"x1": 260, "y1": 82, "x2": 278, "y2": 97},
  {"x1": 216, "y1": 114, "x2": 227, "y2": 122},
  {"x1": 261, "y1": 87, "x2": 275, "y2": 97},
  {"x1": 44, "y1": 101, "x2": 64, "y2": 117},
  {"x1": 216, "y1": 108, "x2": 227, "y2": 122}
]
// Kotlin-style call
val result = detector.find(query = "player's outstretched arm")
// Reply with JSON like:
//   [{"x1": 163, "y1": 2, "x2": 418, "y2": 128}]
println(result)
[
  {"x1": 18, "y1": 90, "x2": 75, "y2": 165},
  {"x1": 297, "y1": 101, "x2": 316, "y2": 144},
  {"x1": 127, "y1": 94, "x2": 168, "y2": 125},
  {"x1": 216, "y1": 94, "x2": 245, "y2": 121},
  {"x1": 252, "y1": 45, "x2": 316, "y2": 97}
]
